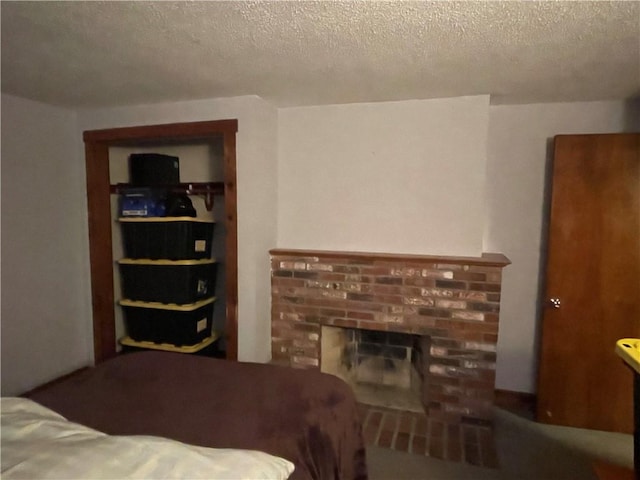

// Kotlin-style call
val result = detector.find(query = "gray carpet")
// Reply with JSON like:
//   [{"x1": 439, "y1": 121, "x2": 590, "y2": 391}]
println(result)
[{"x1": 366, "y1": 407, "x2": 633, "y2": 480}]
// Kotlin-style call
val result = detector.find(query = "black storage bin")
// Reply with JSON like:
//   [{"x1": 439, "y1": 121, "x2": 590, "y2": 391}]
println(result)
[
  {"x1": 120, "y1": 217, "x2": 214, "y2": 260},
  {"x1": 120, "y1": 297, "x2": 215, "y2": 346},
  {"x1": 118, "y1": 259, "x2": 217, "y2": 304},
  {"x1": 129, "y1": 153, "x2": 180, "y2": 186}
]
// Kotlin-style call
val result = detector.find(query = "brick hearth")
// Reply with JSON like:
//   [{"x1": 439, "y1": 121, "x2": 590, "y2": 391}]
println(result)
[{"x1": 270, "y1": 249, "x2": 510, "y2": 425}]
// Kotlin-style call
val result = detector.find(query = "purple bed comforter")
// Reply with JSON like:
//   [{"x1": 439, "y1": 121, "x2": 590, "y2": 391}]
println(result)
[{"x1": 29, "y1": 351, "x2": 368, "y2": 480}]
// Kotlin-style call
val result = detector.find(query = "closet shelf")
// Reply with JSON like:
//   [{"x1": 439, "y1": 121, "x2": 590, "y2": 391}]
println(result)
[{"x1": 110, "y1": 182, "x2": 224, "y2": 210}]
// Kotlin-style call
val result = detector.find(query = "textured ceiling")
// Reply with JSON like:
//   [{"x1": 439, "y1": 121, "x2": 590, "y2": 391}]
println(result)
[{"x1": 1, "y1": 1, "x2": 639, "y2": 109}]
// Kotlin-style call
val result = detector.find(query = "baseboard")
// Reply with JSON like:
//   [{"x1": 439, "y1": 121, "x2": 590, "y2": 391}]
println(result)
[
  {"x1": 494, "y1": 388, "x2": 537, "y2": 417},
  {"x1": 20, "y1": 366, "x2": 90, "y2": 398}
]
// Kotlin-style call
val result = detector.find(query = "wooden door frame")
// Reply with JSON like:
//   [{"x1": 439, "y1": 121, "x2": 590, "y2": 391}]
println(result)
[{"x1": 83, "y1": 120, "x2": 238, "y2": 364}]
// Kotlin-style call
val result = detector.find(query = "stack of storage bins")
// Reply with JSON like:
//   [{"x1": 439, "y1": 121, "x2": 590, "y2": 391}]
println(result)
[{"x1": 118, "y1": 217, "x2": 218, "y2": 351}]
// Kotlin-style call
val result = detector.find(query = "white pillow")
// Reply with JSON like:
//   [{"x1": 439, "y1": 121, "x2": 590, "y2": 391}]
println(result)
[{"x1": 1, "y1": 397, "x2": 294, "y2": 480}]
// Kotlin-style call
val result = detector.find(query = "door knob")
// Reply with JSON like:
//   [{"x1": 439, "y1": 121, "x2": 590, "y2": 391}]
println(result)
[{"x1": 549, "y1": 298, "x2": 561, "y2": 308}]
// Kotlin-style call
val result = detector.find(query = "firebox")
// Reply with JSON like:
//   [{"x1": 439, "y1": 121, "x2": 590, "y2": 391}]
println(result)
[{"x1": 321, "y1": 326, "x2": 428, "y2": 412}]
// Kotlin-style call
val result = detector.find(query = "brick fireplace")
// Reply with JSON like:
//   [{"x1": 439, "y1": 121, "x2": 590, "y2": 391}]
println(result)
[{"x1": 270, "y1": 249, "x2": 510, "y2": 425}]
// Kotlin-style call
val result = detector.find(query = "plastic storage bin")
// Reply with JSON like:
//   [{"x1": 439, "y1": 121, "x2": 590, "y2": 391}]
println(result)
[
  {"x1": 615, "y1": 339, "x2": 640, "y2": 476},
  {"x1": 120, "y1": 333, "x2": 222, "y2": 357},
  {"x1": 120, "y1": 297, "x2": 215, "y2": 346},
  {"x1": 119, "y1": 217, "x2": 214, "y2": 260},
  {"x1": 118, "y1": 259, "x2": 217, "y2": 304}
]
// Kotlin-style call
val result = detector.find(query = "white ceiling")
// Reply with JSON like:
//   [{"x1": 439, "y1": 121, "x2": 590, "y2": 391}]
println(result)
[{"x1": 2, "y1": 1, "x2": 639, "y2": 109}]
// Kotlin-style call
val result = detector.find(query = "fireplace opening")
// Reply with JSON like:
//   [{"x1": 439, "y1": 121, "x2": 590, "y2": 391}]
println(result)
[{"x1": 321, "y1": 326, "x2": 429, "y2": 413}]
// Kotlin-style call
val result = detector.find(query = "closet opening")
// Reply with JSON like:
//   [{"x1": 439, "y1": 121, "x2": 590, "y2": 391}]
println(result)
[{"x1": 83, "y1": 120, "x2": 238, "y2": 363}]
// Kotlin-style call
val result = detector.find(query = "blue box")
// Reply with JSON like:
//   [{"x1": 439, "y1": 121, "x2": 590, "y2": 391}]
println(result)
[{"x1": 119, "y1": 188, "x2": 166, "y2": 217}]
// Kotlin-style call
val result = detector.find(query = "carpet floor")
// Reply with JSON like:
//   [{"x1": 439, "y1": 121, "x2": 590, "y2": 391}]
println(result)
[{"x1": 365, "y1": 406, "x2": 633, "y2": 480}]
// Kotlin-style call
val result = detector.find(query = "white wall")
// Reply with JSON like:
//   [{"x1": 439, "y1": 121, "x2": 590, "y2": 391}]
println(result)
[
  {"x1": 278, "y1": 96, "x2": 638, "y2": 394},
  {"x1": 1, "y1": 94, "x2": 92, "y2": 395},
  {"x1": 77, "y1": 95, "x2": 278, "y2": 362},
  {"x1": 277, "y1": 96, "x2": 490, "y2": 257},
  {"x1": 485, "y1": 100, "x2": 638, "y2": 393},
  {"x1": 2, "y1": 91, "x2": 635, "y2": 396}
]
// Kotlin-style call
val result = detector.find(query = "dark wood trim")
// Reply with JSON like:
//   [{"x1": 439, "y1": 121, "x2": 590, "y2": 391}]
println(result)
[
  {"x1": 85, "y1": 141, "x2": 116, "y2": 363},
  {"x1": 591, "y1": 460, "x2": 635, "y2": 480},
  {"x1": 494, "y1": 388, "x2": 537, "y2": 417},
  {"x1": 270, "y1": 248, "x2": 511, "y2": 267},
  {"x1": 84, "y1": 120, "x2": 239, "y2": 364},
  {"x1": 109, "y1": 182, "x2": 225, "y2": 195},
  {"x1": 20, "y1": 367, "x2": 90, "y2": 398},
  {"x1": 83, "y1": 119, "x2": 238, "y2": 143},
  {"x1": 223, "y1": 132, "x2": 238, "y2": 361}
]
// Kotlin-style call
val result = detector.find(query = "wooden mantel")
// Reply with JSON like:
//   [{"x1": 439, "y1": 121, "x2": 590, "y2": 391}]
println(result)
[{"x1": 269, "y1": 248, "x2": 511, "y2": 267}]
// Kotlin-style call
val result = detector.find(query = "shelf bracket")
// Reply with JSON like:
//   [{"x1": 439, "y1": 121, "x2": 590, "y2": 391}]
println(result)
[{"x1": 204, "y1": 192, "x2": 215, "y2": 211}]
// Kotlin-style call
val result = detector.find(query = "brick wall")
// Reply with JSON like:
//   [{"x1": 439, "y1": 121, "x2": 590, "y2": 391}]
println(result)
[{"x1": 270, "y1": 248, "x2": 510, "y2": 425}]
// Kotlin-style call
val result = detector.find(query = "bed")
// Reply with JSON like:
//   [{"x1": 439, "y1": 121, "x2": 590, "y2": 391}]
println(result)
[{"x1": 18, "y1": 351, "x2": 368, "y2": 480}]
